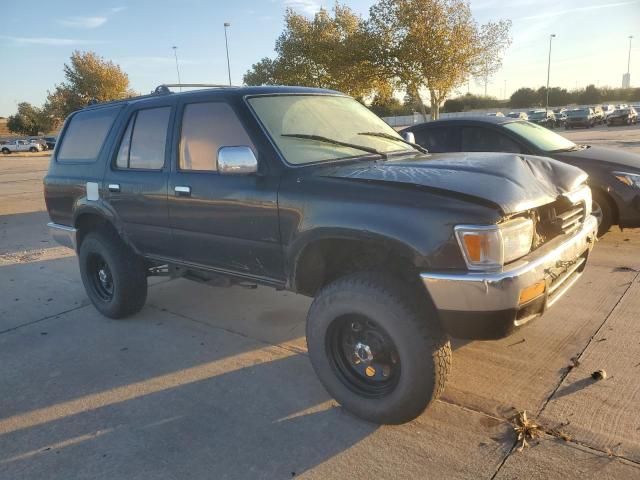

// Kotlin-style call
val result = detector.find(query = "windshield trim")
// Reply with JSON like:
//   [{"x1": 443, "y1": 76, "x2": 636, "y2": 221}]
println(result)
[{"x1": 243, "y1": 92, "x2": 411, "y2": 168}]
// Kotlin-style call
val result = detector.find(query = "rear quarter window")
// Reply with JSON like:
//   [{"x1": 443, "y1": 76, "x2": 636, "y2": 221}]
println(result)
[{"x1": 56, "y1": 106, "x2": 121, "y2": 163}]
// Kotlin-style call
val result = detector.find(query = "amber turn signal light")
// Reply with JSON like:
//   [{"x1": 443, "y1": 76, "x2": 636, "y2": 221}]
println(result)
[{"x1": 518, "y1": 281, "x2": 546, "y2": 305}]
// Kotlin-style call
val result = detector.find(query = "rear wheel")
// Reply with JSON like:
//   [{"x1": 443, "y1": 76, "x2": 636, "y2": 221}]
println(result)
[
  {"x1": 1, "y1": 148, "x2": 9, "y2": 154},
  {"x1": 79, "y1": 230, "x2": 147, "y2": 318},
  {"x1": 592, "y1": 190, "x2": 614, "y2": 237},
  {"x1": 306, "y1": 272, "x2": 451, "y2": 424}
]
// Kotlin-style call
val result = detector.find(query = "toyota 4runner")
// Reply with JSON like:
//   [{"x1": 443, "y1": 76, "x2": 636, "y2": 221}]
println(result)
[{"x1": 45, "y1": 85, "x2": 598, "y2": 424}]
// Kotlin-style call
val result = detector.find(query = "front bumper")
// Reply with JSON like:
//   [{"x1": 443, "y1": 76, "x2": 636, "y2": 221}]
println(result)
[
  {"x1": 48, "y1": 222, "x2": 77, "y2": 250},
  {"x1": 421, "y1": 215, "x2": 598, "y2": 339}
]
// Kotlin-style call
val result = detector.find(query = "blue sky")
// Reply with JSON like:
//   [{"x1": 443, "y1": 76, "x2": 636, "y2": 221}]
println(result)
[{"x1": 0, "y1": 0, "x2": 638, "y2": 116}]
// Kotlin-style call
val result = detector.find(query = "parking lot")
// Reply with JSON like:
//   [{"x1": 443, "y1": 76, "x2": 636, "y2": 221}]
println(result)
[{"x1": 1, "y1": 124, "x2": 639, "y2": 479}]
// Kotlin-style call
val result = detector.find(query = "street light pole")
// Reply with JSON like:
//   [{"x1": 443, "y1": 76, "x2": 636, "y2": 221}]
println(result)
[
  {"x1": 545, "y1": 34, "x2": 556, "y2": 112},
  {"x1": 628, "y1": 35, "x2": 633, "y2": 75},
  {"x1": 172, "y1": 46, "x2": 182, "y2": 91},
  {"x1": 224, "y1": 22, "x2": 232, "y2": 86}
]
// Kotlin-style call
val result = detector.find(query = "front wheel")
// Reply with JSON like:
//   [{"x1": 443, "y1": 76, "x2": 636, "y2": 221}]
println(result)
[
  {"x1": 29, "y1": 147, "x2": 37, "y2": 152},
  {"x1": 306, "y1": 272, "x2": 451, "y2": 424},
  {"x1": 79, "y1": 230, "x2": 148, "y2": 318}
]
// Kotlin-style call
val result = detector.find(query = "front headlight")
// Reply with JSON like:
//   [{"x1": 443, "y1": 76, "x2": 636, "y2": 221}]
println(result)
[
  {"x1": 455, "y1": 217, "x2": 534, "y2": 270},
  {"x1": 613, "y1": 172, "x2": 640, "y2": 189}
]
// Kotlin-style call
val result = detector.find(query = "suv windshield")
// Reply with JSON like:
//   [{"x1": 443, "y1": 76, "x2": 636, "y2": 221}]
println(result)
[
  {"x1": 503, "y1": 121, "x2": 576, "y2": 152},
  {"x1": 248, "y1": 94, "x2": 417, "y2": 165},
  {"x1": 567, "y1": 109, "x2": 588, "y2": 117}
]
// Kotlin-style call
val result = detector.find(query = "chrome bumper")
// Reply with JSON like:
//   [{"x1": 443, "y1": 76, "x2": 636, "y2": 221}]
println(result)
[
  {"x1": 47, "y1": 222, "x2": 77, "y2": 250},
  {"x1": 421, "y1": 215, "x2": 597, "y2": 317}
]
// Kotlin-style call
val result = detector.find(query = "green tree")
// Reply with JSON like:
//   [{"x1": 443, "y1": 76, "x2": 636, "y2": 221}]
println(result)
[
  {"x1": 578, "y1": 84, "x2": 601, "y2": 104},
  {"x1": 368, "y1": 0, "x2": 511, "y2": 119},
  {"x1": 509, "y1": 88, "x2": 539, "y2": 108},
  {"x1": 45, "y1": 51, "x2": 131, "y2": 121},
  {"x1": 6, "y1": 102, "x2": 54, "y2": 135},
  {"x1": 243, "y1": 4, "x2": 386, "y2": 98}
]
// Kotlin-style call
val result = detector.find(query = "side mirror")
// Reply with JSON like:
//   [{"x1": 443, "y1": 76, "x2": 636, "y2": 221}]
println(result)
[
  {"x1": 402, "y1": 131, "x2": 416, "y2": 144},
  {"x1": 218, "y1": 146, "x2": 258, "y2": 175}
]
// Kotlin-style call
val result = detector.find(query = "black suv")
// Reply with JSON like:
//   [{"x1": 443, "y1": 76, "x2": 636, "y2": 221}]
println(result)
[{"x1": 45, "y1": 85, "x2": 597, "y2": 424}]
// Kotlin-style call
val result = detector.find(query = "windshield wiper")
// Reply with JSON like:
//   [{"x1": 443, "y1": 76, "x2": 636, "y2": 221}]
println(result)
[
  {"x1": 548, "y1": 145, "x2": 580, "y2": 153},
  {"x1": 358, "y1": 131, "x2": 429, "y2": 154},
  {"x1": 281, "y1": 133, "x2": 387, "y2": 159}
]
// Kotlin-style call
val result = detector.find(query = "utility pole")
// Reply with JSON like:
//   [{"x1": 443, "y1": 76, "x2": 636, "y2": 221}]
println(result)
[
  {"x1": 172, "y1": 46, "x2": 181, "y2": 91},
  {"x1": 545, "y1": 34, "x2": 556, "y2": 111},
  {"x1": 224, "y1": 22, "x2": 232, "y2": 86}
]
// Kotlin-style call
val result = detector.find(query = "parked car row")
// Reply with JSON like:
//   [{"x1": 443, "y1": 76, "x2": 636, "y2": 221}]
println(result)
[
  {"x1": 0, "y1": 136, "x2": 56, "y2": 154},
  {"x1": 483, "y1": 103, "x2": 639, "y2": 130}
]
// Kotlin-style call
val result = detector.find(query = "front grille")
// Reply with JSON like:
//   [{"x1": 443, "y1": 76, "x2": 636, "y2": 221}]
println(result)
[{"x1": 535, "y1": 196, "x2": 587, "y2": 244}]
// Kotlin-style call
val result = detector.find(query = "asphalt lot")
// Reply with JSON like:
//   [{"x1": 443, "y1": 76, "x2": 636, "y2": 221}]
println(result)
[{"x1": 1, "y1": 124, "x2": 639, "y2": 479}]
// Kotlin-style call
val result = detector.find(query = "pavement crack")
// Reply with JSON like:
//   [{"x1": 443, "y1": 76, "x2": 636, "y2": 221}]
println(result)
[{"x1": 0, "y1": 303, "x2": 88, "y2": 335}]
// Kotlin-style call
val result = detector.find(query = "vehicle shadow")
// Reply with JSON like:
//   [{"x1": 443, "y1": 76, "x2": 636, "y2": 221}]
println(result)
[{"x1": 0, "y1": 352, "x2": 377, "y2": 479}]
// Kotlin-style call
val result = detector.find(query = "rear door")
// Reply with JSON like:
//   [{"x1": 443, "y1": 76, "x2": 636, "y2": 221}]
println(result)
[
  {"x1": 411, "y1": 125, "x2": 460, "y2": 152},
  {"x1": 167, "y1": 98, "x2": 283, "y2": 282},
  {"x1": 460, "y1": 126, "x2": 523, "y2": 153},
  {"x1": 103, "y1": 100, "x2": 175, "y2": 257}
]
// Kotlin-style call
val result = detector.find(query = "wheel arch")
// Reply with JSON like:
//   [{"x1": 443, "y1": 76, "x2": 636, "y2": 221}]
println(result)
[{"x1": 289, "y1": 229, "x2": 424, "y2": 297}]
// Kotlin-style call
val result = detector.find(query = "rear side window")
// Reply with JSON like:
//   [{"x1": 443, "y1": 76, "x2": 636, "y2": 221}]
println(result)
[
  {"x1": 179, "y1": 102, "x2": 254, "y2": 172},
  {"x1": 57, "y1": 106, "x2": 120, "y2": 163},
  {"x1": 461, "y1": 127, "x2": 522, "y2": 154},
  {"x1": 413, "y1": 126, "x2": 459, "y2": 153},
  {"x1": 116, "y1": 107, "x2": 171, "y2": 170}
]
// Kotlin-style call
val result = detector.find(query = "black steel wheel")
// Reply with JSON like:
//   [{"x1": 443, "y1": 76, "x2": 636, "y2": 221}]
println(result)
[
  {"x1": 86, "y1": 253, "x2": 115, "y2": 302},
  {"x1": 326, "y1": 314, "x2": 401, "y2": 398}
]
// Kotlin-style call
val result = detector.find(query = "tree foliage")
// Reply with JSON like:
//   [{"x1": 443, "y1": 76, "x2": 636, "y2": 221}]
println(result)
[
  {"x1": 368, "y1": 0, "x2": 511, "y2": 119},
  {"x1": 443, "y1": 93, "x2": 502, "y2": 112},
  {"x1": 7, "y1": 102, "x2": 54, "y2": 135},
  {"x1": 45, "y1": 51, "x2": 131, "y2": 121},
  {"x1": 243, "y1": 5, "x2": 387, "y2": 98}
]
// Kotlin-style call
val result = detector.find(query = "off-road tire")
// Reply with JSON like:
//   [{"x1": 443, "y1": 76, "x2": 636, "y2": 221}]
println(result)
[
  {"x1": 79, "y1": 229, "x2": 147, "y2": 319},
  {"x1": 306, "y1": 272, "x2": 451, "y2": 424},
  {"x1": 1, "y1": 148, "x2": 10, "y2": 154},
  {"x1": 592, "y1": 190, "x2": 614, "y2": 237}
]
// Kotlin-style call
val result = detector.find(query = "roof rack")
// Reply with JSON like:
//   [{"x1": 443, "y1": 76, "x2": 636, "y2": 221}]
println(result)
[{"x1": 154, "y1": 83, "x2": 241, "y2": 94}]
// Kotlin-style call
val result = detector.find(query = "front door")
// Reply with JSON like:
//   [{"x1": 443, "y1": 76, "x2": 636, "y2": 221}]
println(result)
[
  {"x1": 168, "y1": 99, "x2": 283, "y2": 282},
  {"x1": 103, "y1": 102, "x2": 175, "y2": 257}
]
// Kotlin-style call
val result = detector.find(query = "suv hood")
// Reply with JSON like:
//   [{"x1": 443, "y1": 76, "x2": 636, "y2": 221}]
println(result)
[{"x1": 316, "y1": 152, "x2": 587, "y2": 214}]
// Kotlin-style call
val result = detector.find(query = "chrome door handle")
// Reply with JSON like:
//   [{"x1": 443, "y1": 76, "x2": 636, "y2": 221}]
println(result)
[
  {"x1": 174, "y1": 186, "x2": 191, "y2": 196},
  {"x1": 108, "y1": 184, "x2": 120, "y2": 192}
]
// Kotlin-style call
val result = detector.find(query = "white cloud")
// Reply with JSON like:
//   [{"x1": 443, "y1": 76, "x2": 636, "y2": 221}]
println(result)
[
  {"x1": 109, "y1": 6, "x2": 127, "y2": 14},
  {"x1": 284, "y1": 0, "x2": 322, "y2": 15},
  {"x1": 1, "y1": 36, "x2": 98, "y2": 46},
  {"x1": 58, "y1": 16, "x2": 108, "y2": 29}
]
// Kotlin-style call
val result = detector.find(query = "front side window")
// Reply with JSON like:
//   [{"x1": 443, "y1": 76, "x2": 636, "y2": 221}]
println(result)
[
  {"x1": 461, "y1": 127, "x2": 522, "y2": 153},
  {"x1": 179, "y1": 102, "x2": 254, "y2": 171},
  {"x1": 413, "y1": 126, "x2": 459, "y2": 153},
  {"x1": 248, "y1": 94, "x2": 417, "y2": 165},
  {"x1": 116, "y1": 106, "x2": 170, "y2": 170},
  {"x1": 57, "y1": 106, "x2": 121, "y2": 163}
]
